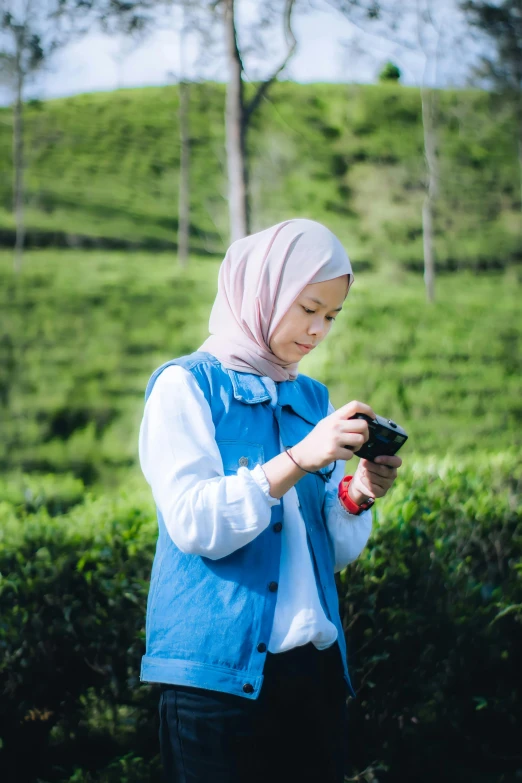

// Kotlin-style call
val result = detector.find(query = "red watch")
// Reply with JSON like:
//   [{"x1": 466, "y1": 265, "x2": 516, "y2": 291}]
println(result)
[{"x1": 338, "y1": 475, "x2": 375, "y2": 515}]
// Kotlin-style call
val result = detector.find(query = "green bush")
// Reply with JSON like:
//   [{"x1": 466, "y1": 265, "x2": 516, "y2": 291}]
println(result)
[
  {"x1": 0, "y1": 487, "x2": 159, "y2": 783},
  {"x1": 379, "y1": 62, "x2": 401, "y2": 82},
  {"x1": 341, "y1": 451, "x2": 522, "y2": 781},
  {"x1": 0, "y1": 472, "x2": 85, "y2": 517},
  {"x1": 58, "y1": 752, "x2": 162, "y2": 783},
  {"x1": 0, "y1": 455, "x2": 521, "y2": 781}
]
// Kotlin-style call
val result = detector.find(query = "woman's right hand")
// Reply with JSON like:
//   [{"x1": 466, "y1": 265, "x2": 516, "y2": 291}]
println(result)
[{"x1": 290, "y1": 401, "x2": 376, "y2": 472}]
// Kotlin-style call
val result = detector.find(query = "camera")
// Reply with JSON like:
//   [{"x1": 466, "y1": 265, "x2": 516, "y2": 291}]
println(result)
[{"x1": 347, "y1": 413, "x2": 408, "y2": 462}]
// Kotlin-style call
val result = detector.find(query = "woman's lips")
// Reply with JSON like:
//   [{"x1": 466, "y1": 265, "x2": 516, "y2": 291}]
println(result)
[{"x1": 295, "y1": 342, "x2": 314, "y2": 353}]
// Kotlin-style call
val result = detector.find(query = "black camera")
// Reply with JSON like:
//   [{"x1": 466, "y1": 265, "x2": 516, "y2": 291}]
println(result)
[{"x1": 347, "y1": 413, "x2": 408, "y2": 462}]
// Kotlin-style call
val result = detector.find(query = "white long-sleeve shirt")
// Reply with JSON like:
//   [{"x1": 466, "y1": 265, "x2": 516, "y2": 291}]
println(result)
[{"x1": 138, "y1": 364, "x2": 372, "y2": 654}]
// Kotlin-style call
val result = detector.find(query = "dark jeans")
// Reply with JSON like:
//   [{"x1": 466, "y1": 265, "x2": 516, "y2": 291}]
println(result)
[{"x1": 158, "y1": 642, "x2": 348, "y2": 783}]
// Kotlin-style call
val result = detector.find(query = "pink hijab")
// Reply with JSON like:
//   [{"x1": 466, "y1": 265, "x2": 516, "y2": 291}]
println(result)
[{"x1": 198, "y1": 219, "x2": 354, "y2": 382}]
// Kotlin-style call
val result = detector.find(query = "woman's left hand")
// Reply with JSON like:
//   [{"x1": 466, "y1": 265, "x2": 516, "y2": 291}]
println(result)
[{"x1": 348, "y1": 455, "x2": 402, "y2": 506}]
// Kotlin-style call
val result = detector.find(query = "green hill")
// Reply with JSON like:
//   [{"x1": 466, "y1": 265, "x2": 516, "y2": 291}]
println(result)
[
  {"x1": 0, "y1": 83, "x2": 521, "y2": 783},
  {"x1": 0, "y1": 82, "x2": 520, "y2": 269},
  {"x1": 0, "y1": 82, "x2": 521, "y2": 487},
  {"x1": 0, "y1": 248, "x2": 520, "y2": 488}
]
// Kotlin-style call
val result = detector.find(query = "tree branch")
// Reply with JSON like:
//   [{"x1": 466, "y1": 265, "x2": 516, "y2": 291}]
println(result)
[{"x1": 244, "y1": 0, "x2": 297, "y2": 125}]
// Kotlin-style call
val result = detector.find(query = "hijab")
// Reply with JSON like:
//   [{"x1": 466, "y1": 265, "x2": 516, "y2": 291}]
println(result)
[{"x1": 198, "y1": 218, "x2": 354, "y2": 382}]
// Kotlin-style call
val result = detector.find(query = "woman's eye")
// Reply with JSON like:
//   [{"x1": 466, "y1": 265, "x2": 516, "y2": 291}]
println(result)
[{"x1": 303, "y1": 306, "x2": 335, "y2": 322}]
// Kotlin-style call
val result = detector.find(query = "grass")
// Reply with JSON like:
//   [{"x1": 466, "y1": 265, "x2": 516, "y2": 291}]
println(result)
[
  {"x1": 0, "y1": 82, "x2": 520, "y2": 269},
  {"x1": 1, "y1": 248, "x2": 520, "y2": 491}
]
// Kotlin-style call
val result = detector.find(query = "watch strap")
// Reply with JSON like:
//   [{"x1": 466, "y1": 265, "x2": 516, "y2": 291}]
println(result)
[{"x1": 338, "y1": 475, "x2": 375, "y2": 515}]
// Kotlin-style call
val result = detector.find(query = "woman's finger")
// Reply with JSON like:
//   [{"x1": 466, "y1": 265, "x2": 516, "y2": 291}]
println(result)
[
  {"x1": 366, "y1": 464, "x2": 397, "y2": 480},
  {"x1": 367, "y1": 478, "x2": 389, "y2": 494},
  {"x1": 373, "y1": 455, "x2": 402, "y2": 468},
  {"x1": 340, "y1": 432, "x2": 366, "y2": 451},
  {"x1": 360, "y1": 459, "x2": 396, "y2": 481}
]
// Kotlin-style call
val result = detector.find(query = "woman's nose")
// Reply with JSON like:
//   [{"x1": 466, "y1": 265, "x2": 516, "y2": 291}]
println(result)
[{"x1": 308, "y1": 317, "x2": 325, "y2": 337}]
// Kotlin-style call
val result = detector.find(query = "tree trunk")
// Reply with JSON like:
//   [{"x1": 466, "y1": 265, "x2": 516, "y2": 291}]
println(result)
[
  {"x1": 517, "y1": 97, "x2": 522, "y2": 222},
  {"x1": 518, "y1": 125, "x2": 522, "y2": 217},
  {"x1": 13, "y1": 49, "x2": 25, "y2": 276},
  {"x1": 177, "y1": 2, "x2": 190, "y2": 267},
  {"x1": 178, "y1": 78, "x2": 190, "y2": 267},
  {"x1": 223, "y1": 0, "x2": 249, "y2": 242},
  {"x1": 420, "y1": 85, "x2": 438, "y2": 303}
]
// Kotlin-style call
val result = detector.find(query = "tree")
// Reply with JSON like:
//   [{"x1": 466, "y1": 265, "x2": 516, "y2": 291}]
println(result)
[
  {"x1": 73, "y1": 0, "x2": 158, "y2": 35},
  {"x1": 176, "y1": 1, "x2": 191, "y2": 266},
  {"x1": 378, "y1": 60, "x2": 401, "y2": 81},
  {"x1": 330, "y1": 0, "x2": 464, "y2": 302},
  {"x1": 461, "y1": 0, "x2": 522, "y2": 213},
  {"x1": 0, "y1": 0, "x2": 81, "y2": 274},
  {"x1": 81, "y1": 0, "x2": 298, "y2": 243},
  {"x1": 75, "y1": 0, "x2": 197, "y2": 261},
  {"x1": 214, "y1": 0, "x2": 298, "y2": 240}
]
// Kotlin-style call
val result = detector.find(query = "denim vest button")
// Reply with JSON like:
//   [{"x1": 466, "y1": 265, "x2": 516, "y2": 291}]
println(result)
[
  {"x1": 257, "y1": 642, "x2": 267, "y2": 653},
  {"x1": 238, "y1": 456, "x2": 249, "y2": 467},
  {"x1": 273, "y1": 522, "x2": 283, "y2": 533},
  {"x1": 268, "y1": 581, "x2": 278, "y2": 593},
  {"x1": 243, "y1": 683, "x2": 254, "y2": 694}
]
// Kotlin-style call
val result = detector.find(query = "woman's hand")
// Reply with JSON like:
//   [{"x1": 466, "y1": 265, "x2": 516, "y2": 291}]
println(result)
[
  {"x1": 348, "y1": 455, "x2": 403, "y2": 506},
  {"x1": 291, "y1": 400, "x2": 376, "y2": 472}
]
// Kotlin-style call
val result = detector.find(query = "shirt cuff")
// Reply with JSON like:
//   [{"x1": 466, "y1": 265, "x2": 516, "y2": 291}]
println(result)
[
  {"x1": 335, "y1": 493, "x2": 371, "y2": 520},
  {"x1": 251, "y1": 464, "x2": 281, "y2": 506}
]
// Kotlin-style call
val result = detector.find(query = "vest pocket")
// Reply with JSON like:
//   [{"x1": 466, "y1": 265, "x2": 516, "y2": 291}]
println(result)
[{"x1": 217, "y1": 441, "x2": 265, "y2": 475}]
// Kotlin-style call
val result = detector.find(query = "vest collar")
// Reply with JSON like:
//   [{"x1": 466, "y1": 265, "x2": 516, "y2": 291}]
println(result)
[
  {"x1": 278, "y1": 378, "x2": 322, "y2": 426},
  {"x1": 226, "y1": 368, "x2": 272, "y2": 403},
  {"x1": 226, "y1": 369, "x2": 321, "y2": 426}
]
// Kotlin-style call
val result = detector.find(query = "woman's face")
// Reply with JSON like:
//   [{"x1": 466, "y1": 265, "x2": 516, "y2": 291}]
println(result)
[{"x1": 269, "y1": 274, "x2": 349, "y2": 364}]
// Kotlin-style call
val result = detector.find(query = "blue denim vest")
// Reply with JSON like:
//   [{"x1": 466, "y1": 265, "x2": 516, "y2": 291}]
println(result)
[{"x1": 139, "y1": 351, "x2": 355, "y2": 699}]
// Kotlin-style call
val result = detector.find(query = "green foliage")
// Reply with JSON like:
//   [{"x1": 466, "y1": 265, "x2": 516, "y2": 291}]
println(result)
[
  {"x1": 0, "y1": 471, "x2": 85, "y2": 517},
  {"x1": 0, "y1": 482, "x2": 158, "y2": 782},
  {"x1": 340, "y1": 450, "x2": 522, "y2": 780},
  {"x1": 0, "y1": 249, "x2": 216, "y2": 487},
  {"x1": 378, "y1": 62, "x2": 401, "y2": 82},
  {"x1": 310, "y1": 267, "x2": 522, "y2": 456},
  {"x1": 462, "y1": 0, "x2": 522, "y2": 95},
  {"x1": 0, "y1": 82, "x2": 519, "y2": 269},
  {"x1": 0, "y1": 1, "x2": 73, "y2": 85},
  {"x1": 62, "y1": 752, "x2": 162, "y2": 782},
  {"x1": 0, "y1": 78, "x2": 520, "y2": 780},
  {"x1": 1, "y1": 251, "x2": 520, "y2": 488},
  {"x1": 0, "y1": 455, "x2": 520, "y2": 781}
]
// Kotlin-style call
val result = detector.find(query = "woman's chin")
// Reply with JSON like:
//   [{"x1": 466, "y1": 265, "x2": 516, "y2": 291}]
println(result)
[
  {"x1": 272, "y1": 342, "x2": 306, "y2": 363},
  {"x1": 272, "y1": 351, "x2": 294, "y2": 364},
  {"x1": 286, "y1": 347, "x2": 304, "y2": 363}
]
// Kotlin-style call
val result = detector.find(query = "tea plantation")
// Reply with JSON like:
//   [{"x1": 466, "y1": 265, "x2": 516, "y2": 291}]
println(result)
[
  {"x1": 0, "y1": 250, "x2": 520, "y2": 486},
  {"x1": 0, "y1": 79, "x2": 521, "y2": 782},
  {"x1": 1, "y1": 247, "x2": 521, "y2": 782},
  {"x1": 0, "y1": 82, "x2": 520, "y2": 269}
]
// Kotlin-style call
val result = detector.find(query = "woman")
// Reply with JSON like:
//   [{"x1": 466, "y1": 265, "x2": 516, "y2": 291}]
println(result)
[{"x1": 138, "y1": 218, "x2": 402, "y2": 783}]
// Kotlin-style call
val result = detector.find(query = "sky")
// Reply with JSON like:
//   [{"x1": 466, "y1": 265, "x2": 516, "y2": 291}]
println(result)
[{"x1": 0, "y1": 1, "x2": 481, "y2": 106}]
